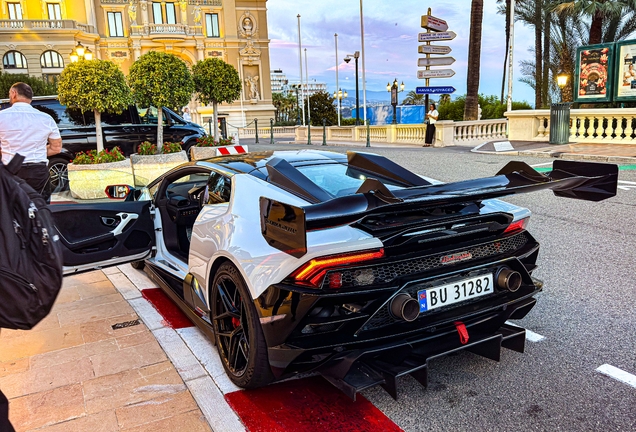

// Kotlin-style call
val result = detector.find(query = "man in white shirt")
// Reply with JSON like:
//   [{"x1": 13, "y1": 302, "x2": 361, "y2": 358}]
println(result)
[
  {"x1": 425, "y1": 103, "x2": 439, "y2": 145},
  {"x1": 0, "y1": 82, "x2": 62, "y2": 202}
]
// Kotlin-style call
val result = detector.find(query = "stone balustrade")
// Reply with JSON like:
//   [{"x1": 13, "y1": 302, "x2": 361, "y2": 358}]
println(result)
[
  {"x1": 506, "y1": 108, "x2": 636, "y2": 144},
  {"x1": 0, "y1": 19, "x2": 97, "y2": 33}
]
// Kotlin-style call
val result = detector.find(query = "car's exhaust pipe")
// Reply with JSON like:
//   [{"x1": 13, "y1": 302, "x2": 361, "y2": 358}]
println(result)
[
  {"x1": 390, "y1": 293, "x2": 420, "y2": 322},
  {"x1": 497, "y1": 268, "x2": 522, "y2": 292}
]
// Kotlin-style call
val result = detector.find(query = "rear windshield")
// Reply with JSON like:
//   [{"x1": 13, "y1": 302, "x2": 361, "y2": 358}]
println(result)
[{"x1": 296, "y1": 163, "x2": 404, "y2": 197}]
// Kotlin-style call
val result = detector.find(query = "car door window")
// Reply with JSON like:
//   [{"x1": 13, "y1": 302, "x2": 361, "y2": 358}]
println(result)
[{"x1": 207, "y1": 172, "x2": 231, "y2": 204}]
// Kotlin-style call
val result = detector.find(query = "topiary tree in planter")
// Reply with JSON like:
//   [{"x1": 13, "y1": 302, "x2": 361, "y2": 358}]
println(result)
[
  {"x1": 57, "y1": 59, "x2": 131, "y2": 152},
  {"x1": 128, "y1": 51, "x2": 194, "y2": 151},
  {"x1": 192, "y1": 58, "x2": 241, "y2": 142}
]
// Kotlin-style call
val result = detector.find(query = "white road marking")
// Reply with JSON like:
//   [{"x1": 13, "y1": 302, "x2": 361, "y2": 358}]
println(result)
[
  {"x1": 596, "y1": 364, "x2": 636, "y2": 389},
  {"x1": 618, "y1": 180, "x2": 636, "y2": 191},
  {"x1": 505, "y1": 321, "x2": 546, "y2": 342},
  {"x1": 618, "y1": 180, "x2": 636, "y2": 184},
  {"x1": 530, "y1": 162, "x2": 553, "y2": 167}
]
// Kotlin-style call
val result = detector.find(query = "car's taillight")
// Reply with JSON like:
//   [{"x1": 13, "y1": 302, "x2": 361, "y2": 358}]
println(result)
[
  {"x1": 504, "y1": 217, "x2": 529, "y2": 234},
  {"x1": 290, "y1": 249, "x2": 385, "y2": 289}
]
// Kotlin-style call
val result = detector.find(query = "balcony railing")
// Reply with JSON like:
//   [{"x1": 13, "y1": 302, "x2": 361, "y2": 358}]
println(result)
[
  {"x1": 188, "y1": 0, "x2": 222, "y2": 5},
  {"x1": 131, "y1": 24, "x2": 203, "y2": 37},
  {"x1": 0, "y1": 19, "x2": 97, "y2": 33}
]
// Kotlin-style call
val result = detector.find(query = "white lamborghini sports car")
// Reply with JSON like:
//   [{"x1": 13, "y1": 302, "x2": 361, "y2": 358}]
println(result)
[{"x1": 50, "y1": 150, "x2": 617, "y2": 399}]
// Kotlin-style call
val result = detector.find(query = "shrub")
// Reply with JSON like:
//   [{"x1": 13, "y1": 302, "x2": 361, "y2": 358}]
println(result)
[
  {"x1": 72, "y1": 147, "x2": 125, "y2": 164},
  {"x1": 137, "y1": 141, "x2": 157, "y2": 155},
  {"x1": 195, "y1": 136, "x2": 234, "y2": 147},
  {"x1": 162, "y1": 142, "x2": 183, "y2": 153}
]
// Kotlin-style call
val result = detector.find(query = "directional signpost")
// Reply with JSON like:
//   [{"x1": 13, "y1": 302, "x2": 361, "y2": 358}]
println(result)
[
  {"x1": 418, "y1": 45, "x2": 452, "y2": 55},
  {"x1": 417, "y1": 69, "x2": 456, "y2": 79},
  {"x1": 418, "y1": 9, "x2": 456, "y2": 112},
  {"x1": 416, "y1": 86, "x2": 456, "y2": 95},
  {"x1": 417, "y1": 57, "x2": 455, "y2": 67}
]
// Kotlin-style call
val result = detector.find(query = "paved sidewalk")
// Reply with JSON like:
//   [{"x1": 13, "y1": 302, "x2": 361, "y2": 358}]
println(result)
[
  {"x1": 0, "y1": 270, "x2": 212, "y2": 432},
  {"x1": 473, "y1": 140, "x2": 636, "y2": 163}
]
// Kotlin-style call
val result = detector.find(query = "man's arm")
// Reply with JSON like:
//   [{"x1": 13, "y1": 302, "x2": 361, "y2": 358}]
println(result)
[{"x1": 47, "y1": 137, "x2": 62, "y2": 156}]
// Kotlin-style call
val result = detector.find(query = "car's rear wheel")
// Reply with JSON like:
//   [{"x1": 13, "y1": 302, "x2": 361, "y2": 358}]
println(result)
[
  {"x1": 48, "y1": 157, "x2": 69, "y2": 192},
  {"x1": 211, "y1": 262, "x2": 273, "y2": 388}
]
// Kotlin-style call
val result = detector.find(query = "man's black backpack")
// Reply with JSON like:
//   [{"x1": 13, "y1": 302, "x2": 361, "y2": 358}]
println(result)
[{"x1": 0, "y1": 155, "x2": 63, "y2": 330}]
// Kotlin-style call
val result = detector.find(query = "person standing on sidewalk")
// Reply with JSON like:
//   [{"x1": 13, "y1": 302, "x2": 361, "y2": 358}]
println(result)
[
  {"x1": 0, "y1": 82, "x2": 62, "y2": 203},
  {"x1": 424, "y1": 103, "x2": 439, "y2": 145},
  {"x1": 182, "y1": 107, "x2": 192, "y2": 122}
]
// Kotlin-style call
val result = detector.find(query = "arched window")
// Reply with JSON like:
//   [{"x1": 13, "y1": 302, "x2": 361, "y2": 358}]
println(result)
[
  {"x1": 40, "y1": 50, "x2": 64, "y2": 68},
  {"x1": 3, "y1": 51, "x2": 28, "y2": 69}
]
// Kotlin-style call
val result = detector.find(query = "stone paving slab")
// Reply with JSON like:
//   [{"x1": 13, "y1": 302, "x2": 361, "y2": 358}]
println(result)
[{"x1": 0, "y1": 270, "x2": 212, "y2": 432}]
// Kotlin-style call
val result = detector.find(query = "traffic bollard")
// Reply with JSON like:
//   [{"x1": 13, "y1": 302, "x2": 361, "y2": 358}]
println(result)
[
  {"x1": 270, "y1": 118, "x2": 275, "y2": 145},
  {"x1": 322, "y1": 119, "x2": 327, "y2": 146},
  {"x1": 366, "y1": 120, "x2": 370, "y2": 147},
  {"x1": 307, "y1": 123, "x2": 311, "y2": 145},
  {"x1": 255, "y1": 118, "x2": 259, "y2": 144},
  {"x1": 208, "y1": 118, "x2": 213, "y2": 136}
]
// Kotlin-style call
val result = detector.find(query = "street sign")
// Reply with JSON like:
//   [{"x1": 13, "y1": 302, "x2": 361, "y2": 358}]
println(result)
[
  {"x1": 416, "y1": 86, "x2": 456, "y2": 94},
  {"x1": 418, "y1": 45, "x2": 452, "y2": 55},
  {"x1": 418, "y1": 31, "x2": 456, "y2": 42},
  {"x1": 421, "y1": 15, "x2": 448, "y2": 32},
  {"x1": 418, "y1": 56, "x2": 455, "y2": 67},
  {"x1": 417, "y1": 69, "x2": 456, "y2": 79}
]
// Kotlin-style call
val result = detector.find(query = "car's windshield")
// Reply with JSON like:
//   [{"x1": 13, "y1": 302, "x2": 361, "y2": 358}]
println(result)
[{"x1": 296, "y1": 163, "x2": 405, "y2": 197}]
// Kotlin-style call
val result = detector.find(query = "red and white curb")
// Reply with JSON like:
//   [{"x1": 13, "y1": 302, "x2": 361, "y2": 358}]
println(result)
[
  {"x1": 104, "y1": 264, "x2": 403, "y2": 431},
  {"x1": 104, "y1": 264, "x2": 245, "y2": 431}
]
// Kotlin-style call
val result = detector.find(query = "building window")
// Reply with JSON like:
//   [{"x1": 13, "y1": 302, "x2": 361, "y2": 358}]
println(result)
[
  {"x1": 152, "y1": 2, "x2": 163, "y2": 23},
  {"x1": 3, "y1": 51, "x2": 27, "y2": 69},
  {"x1": 107, "y1": 12, "x2": 124, "y2": 37},
  {"x1": 165, "y1": 3, "x2": 176, "y2": 24},
  {"x1": 42, "y1": 74, "x2": 60, "y2": 85},
  {"x1": 47, "y1": 3, "x2": 62, "y2": 20},
  {"x1": 40, "y1": 50, "x2": 64, "y2": 68},
  {"x1": 205, "y1": 13, "x2": 219, "y2": 37},
  {"x1": 7, "y1": 3, "x2": 23, "y2": 20}
]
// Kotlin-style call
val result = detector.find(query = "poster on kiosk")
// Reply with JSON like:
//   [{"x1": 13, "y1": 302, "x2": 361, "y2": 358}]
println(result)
[
  {"x1": 613, "y1": 39, "x2": 636, "y2": 102},
  {"x1": 574, "y1": 43, "x2": 614, "y2": 104}
]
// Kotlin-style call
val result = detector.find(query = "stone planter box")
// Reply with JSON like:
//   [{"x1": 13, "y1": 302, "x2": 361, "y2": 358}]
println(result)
[
  {"x1": 68, "y1": 159, "x2": 134, "y2": 200},
  {"x1": 130, "y1": 151, "x2": 189, "y2": 186},
  {"x1": 189, "y1": 145, "x2": 249, "y2": 161}
]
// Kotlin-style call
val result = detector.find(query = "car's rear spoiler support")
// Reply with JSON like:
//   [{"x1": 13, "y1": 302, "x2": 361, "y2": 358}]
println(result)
[{"x1": 260, "y1": 160, "x2": 618, "y2": 258}]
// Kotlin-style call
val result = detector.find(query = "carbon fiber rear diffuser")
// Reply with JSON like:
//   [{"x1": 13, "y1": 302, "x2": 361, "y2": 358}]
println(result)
[{"x1": 319, "y1": 324, "x2": 526, "y2": 400}]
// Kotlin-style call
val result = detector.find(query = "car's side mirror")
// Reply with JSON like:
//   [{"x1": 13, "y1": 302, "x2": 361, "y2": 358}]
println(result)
[{"x1": 105, "y1": 184, "x2": 134, "y2": 199}]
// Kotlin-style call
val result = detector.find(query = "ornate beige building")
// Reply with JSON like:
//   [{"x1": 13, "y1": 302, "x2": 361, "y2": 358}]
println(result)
[{"x1": 0, "y1": 0, "x2": 274, "y2": 127}]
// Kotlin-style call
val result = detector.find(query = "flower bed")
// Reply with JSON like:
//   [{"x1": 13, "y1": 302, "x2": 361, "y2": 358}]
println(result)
[
  {"x1": 131, "y1": 142, "x2": 188, "y2": 186},
  {"x1": 68, "y1": 156, "x2": 134, "y2": 200}
]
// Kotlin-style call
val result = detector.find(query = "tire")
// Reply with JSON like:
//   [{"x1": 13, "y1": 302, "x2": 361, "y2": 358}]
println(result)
[
  {"x1": 130, "y1": 260, "x2": 145, "y2": 270},
  {"x1": 211, "y1": 262, "x2": 273, "y2": 388},
  {"x1": 48, "y1": 157, "x2": 69, "y2": 192}
]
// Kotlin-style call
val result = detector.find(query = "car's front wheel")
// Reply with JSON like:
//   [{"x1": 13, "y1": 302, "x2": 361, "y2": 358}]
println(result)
[
  {"x1": 211, "y1": 262, "x2": 273, "y2": 389},
  {"x1": 48, "y1": 157, "x2": 69, "y2": 192}
]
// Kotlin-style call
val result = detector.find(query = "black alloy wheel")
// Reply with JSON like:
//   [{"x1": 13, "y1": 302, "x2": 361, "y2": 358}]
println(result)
[
  {"x1": 211, "y1": 263, "x2": 273, "y2": 388},
  {"x1": 48, "y1": 158, "x2": 69, "y2": 192}
]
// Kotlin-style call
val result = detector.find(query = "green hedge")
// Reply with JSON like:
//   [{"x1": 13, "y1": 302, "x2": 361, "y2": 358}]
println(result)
[
  {"x1": 438, "y1": 94, "x2": 532, "y2": 121},
  {"x1": 0, "y1": 73, "x2": 57, "y2": 99}
]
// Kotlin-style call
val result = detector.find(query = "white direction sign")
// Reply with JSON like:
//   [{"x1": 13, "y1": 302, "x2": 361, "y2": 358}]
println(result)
[
  {"x1": 418, "y1": 57, "x2": 456, "y2": 67},
  {"x1": 421, "y1": 15, "x2": 448, "y2": 32},
  {"x1": 417, "y1": 69, "x2": 456, "y2": 79},
  {"x1": 418, "y1": 45, "x2": 452, "y2": 55},
  {"x1": 418, "y1": 31, "x2": 457, "y2": 42}
]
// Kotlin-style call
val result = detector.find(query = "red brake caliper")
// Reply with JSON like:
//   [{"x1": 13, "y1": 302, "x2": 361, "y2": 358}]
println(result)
[
  {"x1": 454, "y1": 321, "x2": 469, "y2": 345},
  {"x1": 232, "y1": 317, "x2": 240, "y2": 328}
]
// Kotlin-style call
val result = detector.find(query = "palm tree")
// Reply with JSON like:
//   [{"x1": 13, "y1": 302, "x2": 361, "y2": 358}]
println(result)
[
  {"x1": 464, "y1": 0, "x2": 484, "y2": 120},
  {"x1": 402, "y1": 91, "x2": 426, "y2": 105},
  {"x1": 554, "y1": 0, "x2": 636, "y2": 45}
]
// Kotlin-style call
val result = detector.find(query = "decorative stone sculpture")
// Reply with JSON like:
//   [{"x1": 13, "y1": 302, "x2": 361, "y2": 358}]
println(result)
[{"x1": 245, "y1": 75, "x2": 260, "y2": 100}]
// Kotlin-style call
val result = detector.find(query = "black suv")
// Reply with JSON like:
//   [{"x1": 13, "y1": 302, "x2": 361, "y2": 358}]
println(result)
[{"x1": 0, "y1": 96, "x2": 207, "y2": 191}]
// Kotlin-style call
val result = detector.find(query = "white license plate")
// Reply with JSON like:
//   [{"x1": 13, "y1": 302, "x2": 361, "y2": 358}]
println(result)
[{"x1": 418, "y1": 274, "x2": 494, "y2": 313}]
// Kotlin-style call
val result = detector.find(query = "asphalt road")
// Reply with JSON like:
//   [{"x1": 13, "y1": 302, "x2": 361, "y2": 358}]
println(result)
[{"x1": 247, "y1": 140, "x2": 636, "y2": 431}]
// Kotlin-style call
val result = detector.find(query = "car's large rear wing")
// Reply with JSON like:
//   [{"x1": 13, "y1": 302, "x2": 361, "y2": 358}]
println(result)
[{"x1": 260, "y1": 156, "x2": 618, "y2": 257}]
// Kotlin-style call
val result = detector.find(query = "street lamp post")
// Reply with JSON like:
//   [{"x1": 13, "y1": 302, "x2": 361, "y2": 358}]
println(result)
[
  {"x1": 333, "y1": 88, "x2": 348, "y2": 123},
  {"x1": 386, "y1": 78, "x2": 405, "y2": 125},
  {"x1": 291, "y1": 84, "x2": 301, "y2": 126},
  {"x1": 334, "y1": 33, "x2": 340, "y2": 127},
  {"x1": 70, "y1": 41, "x2": 93, "y2": 62},
  {"x1": 344, "y1": 51, "x2": 360, "y2": 125}
]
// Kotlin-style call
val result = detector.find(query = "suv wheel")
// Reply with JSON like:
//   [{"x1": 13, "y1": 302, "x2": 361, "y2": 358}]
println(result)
[{"x1": 48, "y1": 158, "x2": 69, "y2": 192}]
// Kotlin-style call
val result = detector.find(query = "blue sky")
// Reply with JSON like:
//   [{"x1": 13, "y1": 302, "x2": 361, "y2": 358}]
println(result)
[{"x1": 267, "y1": 0, "x2": 537, "y2": 104}]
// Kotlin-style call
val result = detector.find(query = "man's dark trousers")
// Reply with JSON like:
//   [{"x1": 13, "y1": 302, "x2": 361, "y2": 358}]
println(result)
[
  {"x1": 0, "y1": 389, "x2": 15, "y2": 432},
  {"x1": 16, "y1": 163, "x2": 51, "y2": 203}
]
